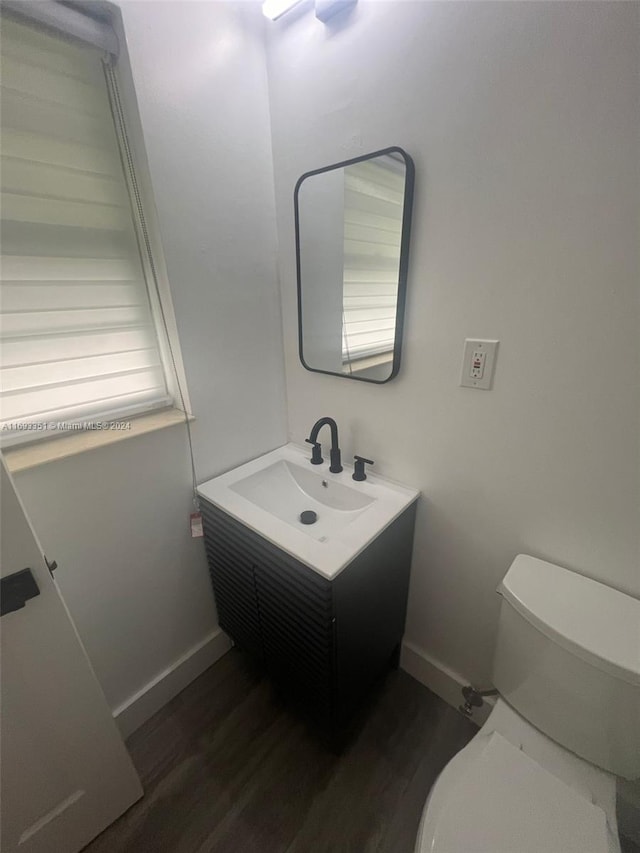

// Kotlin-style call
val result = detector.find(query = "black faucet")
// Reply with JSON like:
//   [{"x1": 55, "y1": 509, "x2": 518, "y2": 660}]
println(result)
[{"x1": 306, "y1": 417, "x2": 343, "y2": 473}]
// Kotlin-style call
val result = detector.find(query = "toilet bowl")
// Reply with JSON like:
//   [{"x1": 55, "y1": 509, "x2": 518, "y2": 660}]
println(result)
[
  {"x1": 415, "y1": 555, "x2": 640, "y2": 853},
  {"x1": 416, "y1": 699, "x2": 620, "y2": 853}
]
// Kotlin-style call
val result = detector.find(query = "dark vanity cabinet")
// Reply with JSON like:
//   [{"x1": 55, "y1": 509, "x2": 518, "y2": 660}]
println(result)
[{"x1": 200, "y1": 499, "x2": 417, "y2": 728}]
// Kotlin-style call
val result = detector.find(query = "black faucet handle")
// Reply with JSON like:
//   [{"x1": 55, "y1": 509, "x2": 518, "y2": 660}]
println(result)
[
  {"x1": 305, "y1": 438, "x2": 323, "y2": 465},
  {"x1": 352, "y1": 455, "x2": 374, "y2": 481}
]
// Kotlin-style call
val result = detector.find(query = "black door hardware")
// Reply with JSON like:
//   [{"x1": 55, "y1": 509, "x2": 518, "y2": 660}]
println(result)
[
  {"x1": 45, "y1": 555, "x2": 58, "y2": 577},
  {"x1": 1, "y1": 568, "x2": 40, "y2": 617}
]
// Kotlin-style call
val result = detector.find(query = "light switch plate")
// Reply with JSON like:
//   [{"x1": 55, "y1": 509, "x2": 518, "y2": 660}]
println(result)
[{"x1": 460, "y1": 339, "x2": 499, "y2": 390}]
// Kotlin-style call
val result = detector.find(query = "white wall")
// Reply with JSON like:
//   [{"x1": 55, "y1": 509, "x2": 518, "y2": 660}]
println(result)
[
  {"x1": 14, "y1": 427, "x2": 217, "y2": 714},
  {"x1": 117, "y1": 0, "x2": 287, "y2": 481},
  {"x1": 13, "y1": 1, "x2": 287, "y2": 730},
  {"x1": 266, "y1": 1, "x2": 640, "y2": 687}
]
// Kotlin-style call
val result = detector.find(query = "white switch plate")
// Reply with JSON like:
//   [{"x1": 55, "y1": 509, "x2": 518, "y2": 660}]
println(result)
[{"x1": 460, "y1": 339, "x2": 499, "y2": 390}]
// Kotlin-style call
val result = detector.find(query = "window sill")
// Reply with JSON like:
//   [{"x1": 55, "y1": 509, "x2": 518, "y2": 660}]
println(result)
[{"x1": 3, "y1": 408, "x2": 192, "y2": 474}]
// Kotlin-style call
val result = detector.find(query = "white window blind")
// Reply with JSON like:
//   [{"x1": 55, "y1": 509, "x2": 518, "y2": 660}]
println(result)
[
  {"x1": 0, "y1": 16, "x2": 171, "y2": 443},
  {"x1": 341, "y1": 157, "x2": 405, "y2": 365}
]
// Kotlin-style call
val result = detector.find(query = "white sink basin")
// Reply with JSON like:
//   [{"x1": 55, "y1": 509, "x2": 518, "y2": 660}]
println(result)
[
  {"x1": 230, "y1": 459, "x2": 374, "y2": 536},
  {"x1": 197, "y1": 443, "x2": 419, "y2": 579}
]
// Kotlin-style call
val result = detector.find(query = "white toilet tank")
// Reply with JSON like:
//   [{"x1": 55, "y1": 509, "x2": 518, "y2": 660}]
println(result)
[{"x1": 492, "y1": 555, "x2": 640, "y2": 780}]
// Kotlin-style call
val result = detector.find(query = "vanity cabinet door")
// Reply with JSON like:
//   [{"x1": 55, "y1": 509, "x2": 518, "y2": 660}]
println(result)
[
  {"x1": 253, "y1": 557, "x2": 334, "y2": 720},
  {"x1": 200, "y1": 499, "x2": 335, "y2": 719},
  {"x1": 200, "y1": 501, "x2": 263, "y2": 660}
]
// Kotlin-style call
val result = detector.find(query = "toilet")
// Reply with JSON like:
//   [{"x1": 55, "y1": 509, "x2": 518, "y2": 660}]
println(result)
[{"x1": 415, "y1": 554, "x2": 640, "y2": 853}]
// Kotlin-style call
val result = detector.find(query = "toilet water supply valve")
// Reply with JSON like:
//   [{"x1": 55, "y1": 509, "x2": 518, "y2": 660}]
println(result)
[{"x1": 459, "y1": 685, "x2": 499, "y2": 718}]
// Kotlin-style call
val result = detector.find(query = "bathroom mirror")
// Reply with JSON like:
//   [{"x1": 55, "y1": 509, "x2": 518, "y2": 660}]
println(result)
[{"x1": 295, "y1": 147, "x2": 415, "y2": 383}]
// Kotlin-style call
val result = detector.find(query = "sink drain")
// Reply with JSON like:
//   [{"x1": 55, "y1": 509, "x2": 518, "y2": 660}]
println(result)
[{"x1": 299, "y1": 510, "x2": 318, "y2": 525}]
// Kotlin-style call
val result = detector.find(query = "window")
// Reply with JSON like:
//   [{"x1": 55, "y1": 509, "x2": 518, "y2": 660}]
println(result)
[{"x1": 0, "y1": 10, "x2": 181, "y2": 446}]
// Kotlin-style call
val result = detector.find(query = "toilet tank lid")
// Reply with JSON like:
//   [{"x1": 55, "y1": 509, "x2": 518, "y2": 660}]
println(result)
[{"x1": 498, "y1": 555, "x2": 640, "y2": 686}]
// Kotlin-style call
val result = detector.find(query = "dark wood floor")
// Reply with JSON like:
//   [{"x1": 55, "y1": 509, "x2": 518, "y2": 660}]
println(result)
[{"x1": 85, "y1": 648, "x2": 476, "y2": 853}]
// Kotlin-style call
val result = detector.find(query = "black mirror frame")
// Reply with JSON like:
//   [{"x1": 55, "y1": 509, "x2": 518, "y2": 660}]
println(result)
[{"x1": 294, "y1": 146, "x2": 415, "y2": 384}]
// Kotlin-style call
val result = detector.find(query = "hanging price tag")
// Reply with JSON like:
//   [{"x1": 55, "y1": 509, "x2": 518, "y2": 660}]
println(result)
[{"x1": 190, "y1": 511, "x2": 204, "y2": 538}]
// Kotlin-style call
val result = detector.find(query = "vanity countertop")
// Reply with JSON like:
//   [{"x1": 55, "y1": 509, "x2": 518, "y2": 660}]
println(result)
[{"x1": 197, "y1": 443, "x2": 419, "y2": 579}]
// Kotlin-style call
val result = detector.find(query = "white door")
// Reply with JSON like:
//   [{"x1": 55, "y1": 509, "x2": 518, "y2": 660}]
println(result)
[{"x1": 1, "y1": 458, "x2": 142, "y2": 852}]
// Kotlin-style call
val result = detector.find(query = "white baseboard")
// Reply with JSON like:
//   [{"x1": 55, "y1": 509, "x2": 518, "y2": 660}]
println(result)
[
  {"x1": 113, "y1": 628, "x2": 232, "y2": 737},
  {"x1": 400, "y1": 640, "x2": 495, "y2": 726}
]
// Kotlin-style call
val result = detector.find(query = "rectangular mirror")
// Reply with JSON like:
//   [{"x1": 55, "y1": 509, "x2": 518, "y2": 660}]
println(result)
[{"x1": 295, "y1": 147, "x2": 414, "y2": 383}]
